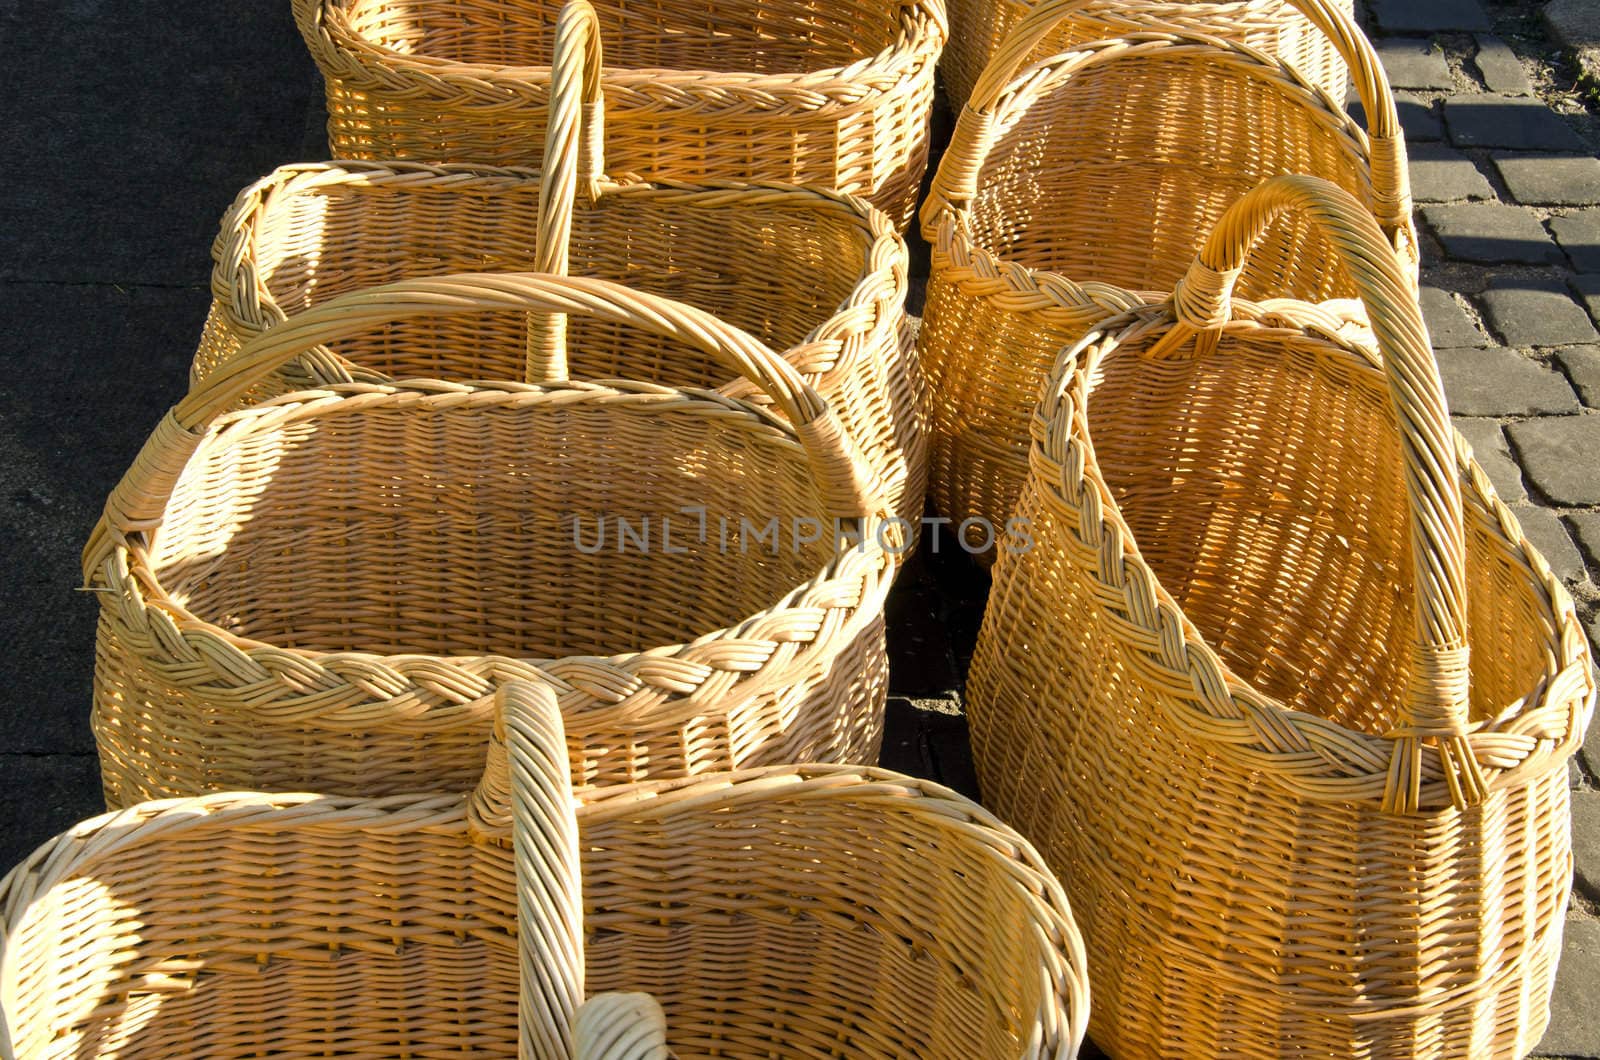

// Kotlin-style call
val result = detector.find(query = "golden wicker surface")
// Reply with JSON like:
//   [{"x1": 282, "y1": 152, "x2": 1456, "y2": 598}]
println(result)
[
  {"x1": 202, "y1": 0, "x2": 926, "y2": 529},
  {"x1": 294, "y1": 0, "x2": 946, "y2": 228},
  {"x1": 918, "y1": 0, "x2": 1416, "y2": 556},
  {"x1": 1, "y1": 683, "x2": 1090, "y2": 1058},
  {"x1": 87, "y1": 273, "x2": 896, "y2": 806},
  {"x1": 967, "y1": 176, "x2": 1594, "y2": 1058},
  {"x1": 940, "y1": 0, "x2": 1354, "y2": 107}
]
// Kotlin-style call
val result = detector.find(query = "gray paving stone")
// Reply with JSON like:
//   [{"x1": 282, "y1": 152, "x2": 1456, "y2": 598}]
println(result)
[
  {"x1": 1568, "y1": 510, "x2": 1600, "y2": 567},
  {"x1": 1507, "y1": 415, "x2": 1600, "y2": 505},
  {"x1": 1422, "y1": 286, "x2": 1490, "y2": 347},
  {"x1": 1573, "y1": 273, "x2": 1600, "y2": 327},
  {"x1": 1445, "y1": 95, "x2": 1589, "y2": 151},
  {"x1": 1422, "y1": 204, "x2": 1564, "y2": 265},
  {"x1": 1539, "y1": 918, "x2": 1600, "y2": 1059},
  {"x1": 0, "y1": 755, "x2": 103, "y2": 872},
  {"x1": 1370, "y1": 0, "x2": 1489, "y2": 32},
  {"x1": 1552, "y1": 210, "x2": 1600, "y2": 273},
  {"x1": 1545, "y1": 0, "x2": 1600, "y2": 49},
  {"x1": 1453, "y1": 417, "x2": 1527, "y2": 502},
  {"x1": 1577, "y1": 789, "x2": 1600, "y2": 902},
  {"x1": 1376, "y1": 37, "x2": 1454, "y2": 91},
  {"x1": 1349, "y1": 93, "x2": 1443, "y2": 142},
  {"x1": 1439, "y1": 347, "x2": 1579, "y2": 415},
  {"x1": 1562, "y1": 345, "x2": 1600, "y2": 407},
  {"x1": 1496, "y1": 156, "x2": 1600, "y2": 207},
  {"x1": 1411, "y1": 143, "x2": 1497, "y2": 203},
  {"x1": 1482, "y1": 278, "x2": 1600, "y2": 347},
  {"x1": 1510, "y1": 505, "x2": 1588, "y2": 583},
  {"x1": 1473, "y1": 36, "x2": 1536, "y2": 95}
]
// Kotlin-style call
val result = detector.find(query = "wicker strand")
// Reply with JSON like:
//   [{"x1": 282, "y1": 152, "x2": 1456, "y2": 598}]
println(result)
[
  {"x1": 573, "y1": 994, "x2": 671, "y2": 1059},
  {"x1": 528, "y1": 0, "x2": 606, "y2": 382}
]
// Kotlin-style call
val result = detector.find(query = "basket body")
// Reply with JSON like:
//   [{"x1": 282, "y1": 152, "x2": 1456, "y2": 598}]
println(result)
[
  {"x1": 940, "y1": 0, "x2": 1354, "y2": 106},
  {"x1": 0, "y1": 766, "x2": 1088, "y2": 1058},
  {"x1": 91, "y1": 370, "x2": 894, "y2": 806},
  {"x1": 920, "y1": 33, "x2": 1414, "y2": 553},
  {"x1": 967, "y1": 304, "x2": 1594, "y2": 1057},
  {"x1": 194, "y1": 162, "x2": 926, "y2": 531},
  {"x1": 295, "y1": 0, "x2": 945, "y2": 229}
]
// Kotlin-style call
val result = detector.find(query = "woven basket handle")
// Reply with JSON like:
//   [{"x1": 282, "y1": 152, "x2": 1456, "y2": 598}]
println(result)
[
  {"x1": 467, "y1": 681, "x2": 586, "y2": 1058},
  {"x1": 921, "y1": 0, "x2": 1413, "y2": 254},
  {"x1": 82, "y1": 272, "x2": 884, "y2": 576},
  {"x1": 1154, "y1": 174, "x2": 1480, "y2": 813},
  {"x1": 528, "y1": 0, "x2": 607, "y2": 382},
  {"x1": 573, "y1": 993, "x2": 672, "y2": 1059}
]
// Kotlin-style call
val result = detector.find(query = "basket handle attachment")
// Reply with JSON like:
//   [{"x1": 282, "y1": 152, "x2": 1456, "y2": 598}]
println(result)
[
  {"x1": 528, "y1": 0, "x2": 607, "y2": 382},
  {"x1": 82, "y1": 272, "x2": 886, "y2": 577},
  {"x1": 470, "y1": 681, "x2": 673, "y2": 1059},
  {"x1": 573, "y1": 993, "x2": 672, "y2": 1059},
  {"x1": 1146, "y1": 174, "x2": 1479, "y2": 813},
  {"x1": 921, "y1": 0, "x2": 1413, "y2": 261}
]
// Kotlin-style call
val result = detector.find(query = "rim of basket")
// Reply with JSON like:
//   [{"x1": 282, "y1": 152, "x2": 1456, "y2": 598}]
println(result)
[
  {"x1": 925, "y1": 31, "x2": 1393, "y2": 242},
  {"x1": 312, "y1": 0, "x2": 945, "y2": 98},
  {"x1": 216, "y1": 163, "x2": 907, "y2": 372},
  {"x1": 1028, "y1": 307, "x2": 1592, "y2": 803},
  {"x1": 94, "y1": 380, "x2": 894, "y2": 719},
  {"x1": 0, "y1": 763, "x2": 1090, "y2": 1052}
]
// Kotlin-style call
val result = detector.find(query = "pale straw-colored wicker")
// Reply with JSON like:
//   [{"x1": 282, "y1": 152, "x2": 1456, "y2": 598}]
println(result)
[
  {"x1": 293, "y1": 0, "x2": 945, "y2": 229},
  {"x1": 1, "y1": 682, "x2": 1091, "y2": 1057},
  {"x1": 917, "y1": 0, "x2": 1416, "y2": 558},
  {"x1": 83, "y1": 272, "x2": 898, "y2": 807},
  {"x1": 968, "y1": 175, "x2": 1595, "y2": 1058},
  {"x1": 940, "y1": 0, "x2": 1354, "y2": 107},
  {"x1": 199, "y1": 1, "x2": 925, "y2": 529}
]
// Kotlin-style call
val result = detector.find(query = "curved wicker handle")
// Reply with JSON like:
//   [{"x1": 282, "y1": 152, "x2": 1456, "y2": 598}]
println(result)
[
  {"x1": 82, "y1": 272, "x2": 885, "y2": 576},
  {"x1": 921, "y1": 0, "x2": 1412, "y2": 251},
  {"x1": 574, "y1": 993, "x2": 671, "y2": 1059},
  {"x1": 1153, "y1": 174, "x2": 1480, "y2": 813},
  {"x1": 465, "y1": 682, "x2": 587, "y2": 1059},
  {"x1": 528, "y1": 0, "x2": 608, "y2": 382}
]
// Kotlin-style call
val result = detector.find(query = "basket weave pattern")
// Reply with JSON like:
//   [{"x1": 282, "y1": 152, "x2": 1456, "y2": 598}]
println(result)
[
  {"x1": 967, "y1": 177, "x2": 1594, "y2": 1058},
  {"x1": 919, "y1": 0, "x2": 1415, "y2": 554},
  {"x1": 295, "y1": 0, "x2": 945, "y2": 228},
  {"x1": 88, "y1": 274, "x2": 896, "y2": 806},
  {"x1": 2, "y1": 685, "x2": 1090, "y2": 1057},
  {"x1": 940, "y1": 0, "x2": 1355, "y2": 106}
]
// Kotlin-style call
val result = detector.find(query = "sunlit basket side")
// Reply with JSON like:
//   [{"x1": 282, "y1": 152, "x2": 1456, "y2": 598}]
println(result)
[
  {"x1": 202, "y1": 1, "x2": 925, "y2": 530},
  {"x1": 967, "y1": 176, "x2": 1594, "y2": 1058},
  {"x1": 918, "y1": 0, "x2": 1415, "y2": 558},
  {"x1": 0, "y1": 683, "x2": 1090, "y2": 1058},
  {"x1": 293, "y1": 0, "x2": 946, "y2": 229},
  {"x1": 941, "y1": 0, "x2": 1353, "y2": 108},
  {"x1": 85, "y1": 273, "x2": 896, "y2": 806}
]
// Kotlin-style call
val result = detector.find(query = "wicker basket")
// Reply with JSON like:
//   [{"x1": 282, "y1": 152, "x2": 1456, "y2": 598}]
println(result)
[
  {"x1": 293, "y1": 0, "x2": 945, "y2": 229},
  {"x1": 941, "y1": 0, "x2": 1354, "y2": 107},
  {"x1": 201, "y1": 1, "x2": 925, "y2": 530},
  {"x1": 917, "y1": 0, "x2": 1416, "y2": 558},
  {"x1": 1, "y1": 682, "x2": 1091, "y2": 1058},
  {"x1": 968, "y1": 176, "x2": 1595, "y2": 1058},
  {"x1": 84, "y1": 272, "x2": 898, "y2": 807}
]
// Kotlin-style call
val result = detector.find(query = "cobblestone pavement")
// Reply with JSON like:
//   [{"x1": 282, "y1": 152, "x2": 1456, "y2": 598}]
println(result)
[{"x1": 2, "y1": 0, "x2": 1600, "y2": 1056}]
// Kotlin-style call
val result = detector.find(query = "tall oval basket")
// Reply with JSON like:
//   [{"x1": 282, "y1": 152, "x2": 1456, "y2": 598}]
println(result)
[
  {"x1": 204, "y1": 1, "x2": 925, "y2": 530},
  {"x1": 1, "y1": 683, "x2": 1091, "y2": 1058},
  {"x1": 918, "y1": 0, "x2": 1415, "y2": 558},
  {"x1": 293, "y1": 0, "x2": 945, "y2": 229},
  {"x1": 968, "y1": 176, "x2": 1594, "y2": 1058},
  {"x1": 85, "y1": 273, "x2": 897, "y2": 807}
]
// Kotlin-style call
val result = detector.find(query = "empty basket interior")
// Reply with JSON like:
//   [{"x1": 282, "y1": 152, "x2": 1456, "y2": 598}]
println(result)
[
  {"x1": 966, "y1": 50, "x2": 1374, "y2": 302},
  {"x1": 148, "y1": 386, "x2": 837, "y2": 660},
  {"x1": 1081, "y1": 331, "x2": 1555, "y2": 735},
  {"x1": 238, "y1": 180, "x2": 877, "y2": 388}
]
